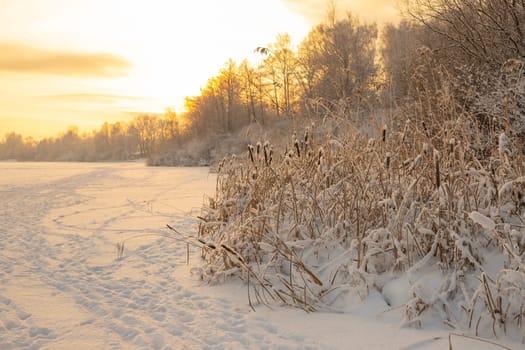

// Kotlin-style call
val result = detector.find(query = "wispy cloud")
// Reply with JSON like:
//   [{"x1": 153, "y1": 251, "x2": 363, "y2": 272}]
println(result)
[
  {"x1": 0, "y1": 43, "x2": 131, "y2": 77},
  {"x1": 282, "y1": 0, "x2": 400, "y2": 24},
  {"x1": 39, "y1": 93, "x2": 151, "y2": 104}
]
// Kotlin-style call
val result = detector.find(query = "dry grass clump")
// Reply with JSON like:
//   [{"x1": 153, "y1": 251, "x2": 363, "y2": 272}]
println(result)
[{"x1": 195, "y1": 62, "x2": 525, "y2": 341}]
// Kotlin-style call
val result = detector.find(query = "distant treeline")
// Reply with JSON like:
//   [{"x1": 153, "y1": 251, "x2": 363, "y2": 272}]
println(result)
[
  {"x1": 0, "y1": 113, "x2": 181, "y2": 162},
  {"x1": 2, "y1": 1, "x2": 524, "y2": 163}
]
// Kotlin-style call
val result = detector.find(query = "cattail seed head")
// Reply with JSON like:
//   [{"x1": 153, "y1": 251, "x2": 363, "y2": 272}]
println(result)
[
  {"x1": 435, "y1": 161, "x2": 441, "y2": 189},
  {"x1": 434, "y1": 149, "x2": 440, "y2": 189},
  {"x1": 318, "y1": 147, "x2": 324, "y2": 167},
  {"x1": 294, "y1": 139, "x2": 301, "y2": 158},
  {"x1": 248, "y1": 145, "x2": 254, "y2": 163},
  {"x1": 422, "y1": 121, "x2": 429, "y2": 137},
  {"x1": 304, "y1": 127, "x2": 309, "y2": 144}
]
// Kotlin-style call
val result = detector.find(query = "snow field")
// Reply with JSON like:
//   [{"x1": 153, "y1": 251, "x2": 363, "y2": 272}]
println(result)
[{"x1": 0, "y1": 163, "x2": 521, "y2": 349}]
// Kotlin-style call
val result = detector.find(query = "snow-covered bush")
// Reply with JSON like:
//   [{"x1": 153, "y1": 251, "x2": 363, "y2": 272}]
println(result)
[
  {"x1": 196, "y1": 74, "x2": 525, "y2": 341},
  {"x1": 453, "y1": 59, "x2": 525, "y2": 154}
]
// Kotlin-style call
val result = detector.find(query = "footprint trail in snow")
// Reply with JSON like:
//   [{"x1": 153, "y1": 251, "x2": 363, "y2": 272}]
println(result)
[{"x1": 0, "y1": 163, "x2": 327, "y2": 349}]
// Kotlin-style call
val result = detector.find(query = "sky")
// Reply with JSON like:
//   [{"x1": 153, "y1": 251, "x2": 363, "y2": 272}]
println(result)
[{"x1": 0, "y1": 0, "x2": 399, "y2": 139}]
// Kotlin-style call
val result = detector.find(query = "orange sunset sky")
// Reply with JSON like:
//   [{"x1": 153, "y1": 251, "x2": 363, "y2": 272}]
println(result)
[{"x1": 0, "y1": 0, "x2": 399, "y2": 139}]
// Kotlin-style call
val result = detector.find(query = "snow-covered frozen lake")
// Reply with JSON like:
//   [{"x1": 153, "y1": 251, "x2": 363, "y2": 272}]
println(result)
[{"x1": 0, "y1": 162, "x2": 519, "y2": 349}]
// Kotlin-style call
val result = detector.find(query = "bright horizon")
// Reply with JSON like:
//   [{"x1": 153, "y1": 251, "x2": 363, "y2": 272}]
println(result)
[{"x1": 0, "y1": 0, "x2": 399, "y2": 139}]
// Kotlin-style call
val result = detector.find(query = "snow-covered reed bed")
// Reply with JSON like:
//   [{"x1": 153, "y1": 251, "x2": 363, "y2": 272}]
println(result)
[{"x1": 196, "y1": 102, "x2": 525, "y2": 341}]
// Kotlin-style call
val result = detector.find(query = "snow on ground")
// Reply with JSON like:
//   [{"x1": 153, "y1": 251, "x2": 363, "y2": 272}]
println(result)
[{"x1": 0, "y1": 162, "x2": 520, "y2": 349}]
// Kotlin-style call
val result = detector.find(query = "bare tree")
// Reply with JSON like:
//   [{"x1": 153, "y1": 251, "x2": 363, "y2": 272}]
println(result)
[
  {"x1": 133, "y1": 115, "x2": 162, "y2": 157},
  {"x1": 381, "y1": 20, "x2": 421, "y2": 101},
  {"x1": 394, "y1": 0, "x2": 525, "y2": 148},
  {"x1": 297, "y1": 11, "x2": 378, "y2": 109},
  {"x1": 403, "y1": 0, "x2": 525, "y2": 68},
  {"x1": 239, "y1": 59, "x2": 267, "y2": 124}
]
